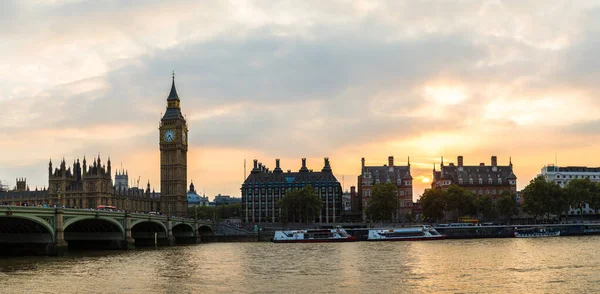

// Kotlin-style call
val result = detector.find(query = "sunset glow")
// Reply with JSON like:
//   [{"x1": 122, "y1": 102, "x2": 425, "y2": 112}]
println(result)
[{"x1": 2, "y1": 1, "x2": 600, "y2": 201}]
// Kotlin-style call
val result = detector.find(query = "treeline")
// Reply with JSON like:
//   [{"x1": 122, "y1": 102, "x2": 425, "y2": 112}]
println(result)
[
  {"x1": 188, "y1": 203, "x2": 241, "y2": 220},
  {"x1": 420, "y1": 184, "x2": 518, "y2": 223},
  {"x1": 420, "y1": 177, "x2": 600, "y2": 223},
  {"x1": 520, "y1": 176, "x2": 600, "y2": 221}
]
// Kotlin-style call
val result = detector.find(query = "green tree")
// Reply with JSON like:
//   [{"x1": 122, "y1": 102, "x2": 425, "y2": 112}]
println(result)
[
  {"x1": 590, "y1": 182, "x2": 600, "y2": 215},
  {"x1": 420, "y1": 188, "x2": 445, "y2": 222},
  {"x1": 188, "y1": 205, "x2": 215, "y2": 220},
  {"x1": 475, "y1": 195, "x2": 496, "y2": 221},
  {"x1": 522, "y1": 176, "x2": 567, "y2": 222},
  {"x1": 566, "y1": 178, "x2": 595, "y2": 220},
  {"x1": 364, "y1": 183, "x2": 399, "y2": 222},
  {"x1": 497, "y1": 191, "x2": 518, "y2": 224},
  {"x1": 444, "y1": 184, "x2": 476, "y2": 220},
  {"x1": 278, "y1": 185, "x2": 322, "y2": 223}
]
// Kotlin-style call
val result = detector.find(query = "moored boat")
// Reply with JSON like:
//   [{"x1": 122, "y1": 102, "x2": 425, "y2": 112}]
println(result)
[
  {"x1": 272, "y1": 226, "x2": 356, "y2": 243},
  {"x1": 514, "y1": 228, "x2": 560, "y2": 238},
  {"x1": 367, "y1": 225, "x2": 446, "y2": 241}
]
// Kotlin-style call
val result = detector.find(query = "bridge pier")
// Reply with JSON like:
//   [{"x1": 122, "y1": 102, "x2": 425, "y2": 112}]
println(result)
[
  {"x1": 123, "y1": 213, "x2": 135, "y2": 250},
  {"x1": 167, "y1": 218, "x2": 176, "y2": 246},
  {"x1": 53, "y1": 209, "x2": 68, "y2": 256}
]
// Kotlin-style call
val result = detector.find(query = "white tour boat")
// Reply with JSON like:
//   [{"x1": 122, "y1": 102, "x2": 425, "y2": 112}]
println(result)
[
  {"x1": 367, "y1": 225, "x2": 446, "y2": 241},
  {"x1": 272, "y1": 226, "x2": 356, "y2": 243},
  {"x1": 514, "y1": 227, "x2": 561, "y2": 238}
]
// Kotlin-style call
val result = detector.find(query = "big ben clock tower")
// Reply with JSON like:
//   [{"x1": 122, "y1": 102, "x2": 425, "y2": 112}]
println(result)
[{"x1": 159, "y1": 73, "x2": 188, "y2": 217}]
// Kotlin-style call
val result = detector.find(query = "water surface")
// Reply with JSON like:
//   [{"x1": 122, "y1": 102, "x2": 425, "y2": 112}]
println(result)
[{"x1": 1, "y1": 237, "x2": 599, "y2": 293}]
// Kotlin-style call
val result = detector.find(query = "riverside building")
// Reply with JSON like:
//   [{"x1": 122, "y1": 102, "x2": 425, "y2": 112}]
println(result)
[
  {"x1": 358, "y1": 156, "x2": 413, "y2": 221},
  {"x1": 432, "y1": 156, "x2": 517, "y2": 196},
  {"x1": 241, "y1": 158, "x2": 343, "y2": 223},
  {"x1": 539, "y1": 165, "x2": 600, "y2": 215}
]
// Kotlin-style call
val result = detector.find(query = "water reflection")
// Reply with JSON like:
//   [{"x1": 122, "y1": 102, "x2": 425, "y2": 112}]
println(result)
[{"x1": 2, "y1": 237, "x2": 600, "y2": 293}]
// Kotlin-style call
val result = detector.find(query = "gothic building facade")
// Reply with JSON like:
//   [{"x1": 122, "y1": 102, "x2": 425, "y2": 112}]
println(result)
[
  {"x1": 46, "y1": 156, "x2": 160, "y2": 211},
  {"x1": 159, "y1": 75, "x2": 189, "y2": 217}
]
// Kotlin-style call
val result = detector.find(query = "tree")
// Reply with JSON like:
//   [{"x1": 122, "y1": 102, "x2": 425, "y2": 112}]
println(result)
[
  {"x1": 566, "y1": 178, "x2": 595, "y2": 220},
  {"x1": 475, "y1": 195, "x2": 496, "y2": 221},
  {"x1": 420, "y1": 188, "x2": 445, "y2": 222},
  {"x1": 497, "y1": 191, "x2": 518, "y2": 224},
  {"x1": 188, "y1": 205, "x2": 215, "y2": 220},
  {"x1": 522, "y1": 176, "x2": 567, "y2": 222},
  {"x1": 444, "y1": 184, "x2": 476, "y2": 220},
  {"x1": 589, "y1": 182, "x2": 600, "y2": 215},
  {"x1": 364, "y1": 183, "x2": 399, "y2": 222},
  {"x1": 278, "y1": 185, "x2": 322, "y2": 223}
]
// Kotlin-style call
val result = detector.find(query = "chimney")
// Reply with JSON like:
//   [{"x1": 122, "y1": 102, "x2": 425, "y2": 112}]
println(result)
[
  {"x1": 253, "y1": 159, "x2": 258, "y2": 169},
  {"x1": 388, "y1": 156, "x2": 394, "y2": 167},
  {"x1": 274, "y1": 159, "x2": 282, "y2": 173},
  {"x1": 361, "y1": 157, "x2": 365, "y2": 170},
  {"x1": 300, "y1": 158, "x2": 308, "y2": 172},
  {"x1": 458, "y1": 156, "x2": 463, "y2": 166},
  {"x1": 322, "y1": 157, "x2": 332, "y2": 172},
  {"x1": 480, "y1": 163, "x2": 485, "y2": 166},
  {"x1": 258, "y1": 162, "x2": 263, "y2": 172},
  {"x1": 491, "y1": 156, "x2": 497, "y2": 166},
  {"x1": 276, "y1": 159, "x2": 280, "y2": 169}
]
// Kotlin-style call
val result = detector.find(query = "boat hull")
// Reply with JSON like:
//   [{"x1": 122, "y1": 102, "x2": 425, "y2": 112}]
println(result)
[
  {"x1": 514, "y1": 232, "x2": 561, "y2": 238},
  {"x1": 367, "y1": 235, "x2": 447, "y2": 241},
  {"x1": 273, "y1": 237, "x2": 356, "y2": 243}
]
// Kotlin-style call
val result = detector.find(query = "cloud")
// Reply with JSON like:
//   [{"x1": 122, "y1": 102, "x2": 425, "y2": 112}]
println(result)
[{"x1": 3, "y1": 0, "x2": 600, "y2": 199}]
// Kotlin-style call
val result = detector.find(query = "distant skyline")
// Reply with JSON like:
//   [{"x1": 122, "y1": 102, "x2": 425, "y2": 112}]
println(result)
[{"x1": 2, "y1": 1, "x2": 600, "y2": 200}]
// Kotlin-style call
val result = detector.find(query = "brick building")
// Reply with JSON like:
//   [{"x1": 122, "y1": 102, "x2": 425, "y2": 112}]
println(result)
[
  {"x1": 358, "y1": 156, "x2": 413, "y2": 221},
  {"x1": 432, "y1": 155, "x2": 517, "y2": 196}
]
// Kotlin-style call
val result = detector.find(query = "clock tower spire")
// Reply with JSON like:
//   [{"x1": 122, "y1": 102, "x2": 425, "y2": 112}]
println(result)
[{"x1": 159, "y1": 72, "x2": 188, "y2": 217}]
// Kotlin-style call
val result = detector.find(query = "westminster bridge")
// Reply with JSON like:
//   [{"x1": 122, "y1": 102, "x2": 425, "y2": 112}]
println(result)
[{"x1": 0, "y1": 206, "x2": 214, "y2": 255}]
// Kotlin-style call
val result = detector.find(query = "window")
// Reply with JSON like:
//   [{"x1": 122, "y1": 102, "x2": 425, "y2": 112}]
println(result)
[
  {"x1": 469, "y1": 178, "x2": 474, "y2": 184},
  {"x1": 492, "y1": 190, "x2": 496, "y2": 195},
  {"x1": 485, "y1": 190, "x2": 489, "y2": 195},
  {"x1": 478, "y1": 178, "x2": 483, "y2": 184},
  {"x1": 498, "y1": 178, "x2": 502, "y2": 184},
  {"x1": 458, "y1": 178, "x2": 463, "y2": 184},
  {"x1": 478, "y1": 189, "x2": 483, "y2": 195},
  {"x1": 488, "y1": 178, "x2": 493, "y2": 184}
]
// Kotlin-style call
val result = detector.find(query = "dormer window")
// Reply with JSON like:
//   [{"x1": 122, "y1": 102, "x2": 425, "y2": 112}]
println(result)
[
  {"x1": 478, "y1": 178, "x2": 483, "y2": 184},
  {"x1": 458, "y1": 178, "x2": 463, "y2": 184},
  {"x1": 469, "y1": 178, "x2": 473, "y2": 184},
  {"x1": 498, "y1": 178, "x2": 502, "y2": 184},
  {"x1": 488, "y1": 178, "x2": 493, "y2": 184}
]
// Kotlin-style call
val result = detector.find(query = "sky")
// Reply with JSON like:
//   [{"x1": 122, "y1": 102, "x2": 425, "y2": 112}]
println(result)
[{"x1": 2, "y1": 0, "x2": 600, "y2": 200}]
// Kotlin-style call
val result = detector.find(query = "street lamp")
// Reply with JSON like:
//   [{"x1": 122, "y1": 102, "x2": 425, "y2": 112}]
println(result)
[{"x1": 57, "y1": 188, "x2": 61, "y2": 208}]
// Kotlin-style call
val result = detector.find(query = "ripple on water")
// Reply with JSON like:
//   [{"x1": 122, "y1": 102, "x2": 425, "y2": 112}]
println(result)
[{"x1": 2, "y1": 238, "x2": 600, "y2": 293}]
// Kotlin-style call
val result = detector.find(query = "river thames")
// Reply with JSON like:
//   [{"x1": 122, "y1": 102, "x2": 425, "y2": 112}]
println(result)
[{"x1": 1, "y1": 236, "x2": 599, "y2": 293}]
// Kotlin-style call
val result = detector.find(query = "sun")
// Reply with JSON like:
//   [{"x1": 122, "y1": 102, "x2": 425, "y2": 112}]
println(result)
[
  {"x1": 421, "y1": 177, "x2": 431, "y2": 183},
  {"x1": 424, "y1": 85, "x2": 467, "y2": 105}
]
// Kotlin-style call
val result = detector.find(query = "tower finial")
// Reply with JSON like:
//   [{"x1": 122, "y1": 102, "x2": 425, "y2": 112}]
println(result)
[{"x1": 172, "y1": 70, "x2": 175, "y2": 81}]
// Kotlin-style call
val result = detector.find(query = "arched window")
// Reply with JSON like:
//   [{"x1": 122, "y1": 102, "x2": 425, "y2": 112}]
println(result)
[
  {"x1": 458, "y1": 178, "x2": 463, "y2": 184},
  {"x1": 469, "y1": 178, "x2": 474, "y2": 184},
  {"x1": 498, "y1": 178, "x2": 502, "y2": 184},
  {"x1": 478, "y1": 178, "x2": 483, "y2": 184},
  {"x1": 488, "y1": 178, "x2": 493, "y2": 184}
]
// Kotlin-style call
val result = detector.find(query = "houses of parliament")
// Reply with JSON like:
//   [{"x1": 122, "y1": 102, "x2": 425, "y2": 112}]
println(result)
[{"x1": 0, "y1": 76, "x2": 190, "y2": 217}]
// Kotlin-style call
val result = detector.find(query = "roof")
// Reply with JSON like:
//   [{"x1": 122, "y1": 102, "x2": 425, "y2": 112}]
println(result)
[
  {"x1": 363, "y1": 165, "x2": 412, "y2": 181},
  {"x1": 438, "y1": 163, "x2": 516, "y2": 183},
  {"x1": 161, "y1": 77, "x2": 184, "y2": 120},
  {"x1": 242, "y1": 159, "x2": 341, "y2": 187},
  {"x1": 167, "y1": 78, "x2": 180, "y2": 101}
]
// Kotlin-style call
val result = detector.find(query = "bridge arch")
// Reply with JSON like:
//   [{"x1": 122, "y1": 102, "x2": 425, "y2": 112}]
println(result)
[
  {"x1": 63, "y1": 216, "x2": 125, "y2": 239},
  {"x1": 131, "y1": 220, "x2": 168, "y2": 233},
  {"x1": 198, "y1": 224, "x2": 213, "y2": 236},
  {"x1": 0, "y1": 215, "x2": 55, "y2": 241}
]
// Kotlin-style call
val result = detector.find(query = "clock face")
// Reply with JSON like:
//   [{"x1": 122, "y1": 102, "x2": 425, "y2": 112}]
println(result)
[{"x1": 163, "y1": 130, "x2": 175, "y2": 142}]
